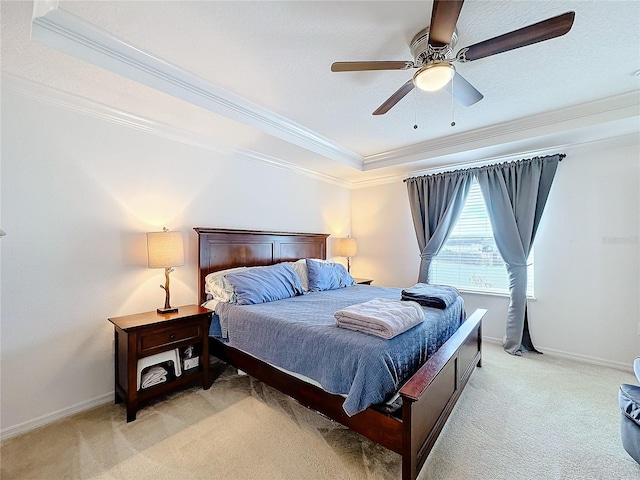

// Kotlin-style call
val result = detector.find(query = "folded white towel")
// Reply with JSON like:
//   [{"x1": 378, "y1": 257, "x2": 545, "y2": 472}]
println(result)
[
  {"x1": 334, "y1": 298, "x2": 425, "y2": 339},
  {"x1": 141, "y1": 375, "x2": 166, "y2": 389},
  {"x1": 141, "y1": 365, "x2": 168, "y2": 389}
]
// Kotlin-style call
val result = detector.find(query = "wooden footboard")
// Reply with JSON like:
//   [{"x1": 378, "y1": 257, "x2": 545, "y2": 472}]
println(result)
[{"x1": 399, "y1": 308, "x2": 485, "y2": 480}]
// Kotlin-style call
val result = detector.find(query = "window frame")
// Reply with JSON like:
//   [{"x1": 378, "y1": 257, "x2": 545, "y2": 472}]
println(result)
[{"x1": 429, "y1": 179, "x2": 535, "y2": 298}]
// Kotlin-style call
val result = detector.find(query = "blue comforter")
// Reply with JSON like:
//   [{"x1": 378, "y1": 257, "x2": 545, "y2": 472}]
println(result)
[{"x1": 214, "y1": 285, "x2": 465, "y2": 416}]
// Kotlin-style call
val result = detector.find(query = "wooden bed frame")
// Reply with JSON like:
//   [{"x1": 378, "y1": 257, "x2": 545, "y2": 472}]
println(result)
[{"x1": 195, "y1": 227, "x2": 486, "y2": 480}]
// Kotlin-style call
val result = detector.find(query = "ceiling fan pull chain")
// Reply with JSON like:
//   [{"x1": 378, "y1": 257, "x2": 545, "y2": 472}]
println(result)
[
  {"x1": 451, "y1": 75, "x2": 456, "y2": 127},
  {"x1": 413, "y1": 86, "x2": 419, "y2": 129}
]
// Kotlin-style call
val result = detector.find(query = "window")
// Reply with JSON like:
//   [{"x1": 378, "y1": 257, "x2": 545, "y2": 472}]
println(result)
[{"x1": 430, "y1": 179, "x2": 534, "y2": 297}]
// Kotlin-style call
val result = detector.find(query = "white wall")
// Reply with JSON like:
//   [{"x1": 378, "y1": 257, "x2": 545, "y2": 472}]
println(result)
[
  {"x1": 0, "y1": 89, "x2": 351, "y2": 434},
  {"x1": 2, "y1": 83, "x2": 638, "y2": 437},
  {"x1": 352, "y1": 137, "x2": 640, "y2": 368}
]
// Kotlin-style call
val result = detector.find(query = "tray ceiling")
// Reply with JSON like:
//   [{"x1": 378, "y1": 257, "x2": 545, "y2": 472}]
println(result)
[{"x1": 2, "y1": 1, "x2": 639, "y2": 186}]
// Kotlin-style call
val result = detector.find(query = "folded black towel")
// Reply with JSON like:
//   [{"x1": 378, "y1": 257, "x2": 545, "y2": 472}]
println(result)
[{"x1": 400, "y1": 283, "x2": 460, "y2": 309}]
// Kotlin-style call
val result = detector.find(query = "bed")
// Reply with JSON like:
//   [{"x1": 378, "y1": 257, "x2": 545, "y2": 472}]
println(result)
[{"x1": 196, "y1": 227, "x2": 486, "y2": 480}]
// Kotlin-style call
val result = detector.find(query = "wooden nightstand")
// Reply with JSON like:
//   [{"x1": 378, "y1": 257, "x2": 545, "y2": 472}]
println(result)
[
  {"x1": 108, "y1": 305, "x2": 211, "y2": 422},
  {"x1": 353, "y1": 277, "x2": 373, "y2": 285}
]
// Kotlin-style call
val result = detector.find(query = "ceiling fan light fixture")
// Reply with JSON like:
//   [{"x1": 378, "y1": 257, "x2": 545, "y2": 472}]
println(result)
[{"x1": 413, "y1": 63, "x2": 455, "y2": 92}]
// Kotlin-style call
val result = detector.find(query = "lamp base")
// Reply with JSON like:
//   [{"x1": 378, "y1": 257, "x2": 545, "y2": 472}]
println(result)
[{"x1": 157, "y1": 307, "x2": 178, "y2": 314}]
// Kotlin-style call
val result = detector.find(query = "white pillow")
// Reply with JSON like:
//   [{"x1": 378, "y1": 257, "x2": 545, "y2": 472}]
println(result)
[
  {"x1": 204, "y1": 266, "x2": 250, "y2": 303},
  {"x1": 201, "y1": 298, "x2": 219, "y2": 311},
  {"x1": 290, "y1": 259, "x2": 309, "y2": 292}
]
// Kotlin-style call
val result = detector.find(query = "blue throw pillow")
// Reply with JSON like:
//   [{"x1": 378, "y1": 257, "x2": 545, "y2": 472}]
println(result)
[
  {"x1": 306, "y1": 259, "x2": 355, "y2": 292},
  {"x1": 225, "y1": 263, "x2": 304, "y2": 305}
]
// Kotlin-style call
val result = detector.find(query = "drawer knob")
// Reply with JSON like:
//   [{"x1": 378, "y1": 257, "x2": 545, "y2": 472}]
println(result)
[{"x1": 169, "y1": 333, "x2": 175, "y2": 340}]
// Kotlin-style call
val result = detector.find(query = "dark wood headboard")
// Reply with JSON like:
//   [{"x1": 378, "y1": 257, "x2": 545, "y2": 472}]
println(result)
[{"x1": 194, "y1": 228, "x2": 329, "y2": 305}]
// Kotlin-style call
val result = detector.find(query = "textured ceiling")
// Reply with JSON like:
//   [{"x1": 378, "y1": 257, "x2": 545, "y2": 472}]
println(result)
[{"x1": 2, "y1": 1, "x2": 639, "y2": 185}]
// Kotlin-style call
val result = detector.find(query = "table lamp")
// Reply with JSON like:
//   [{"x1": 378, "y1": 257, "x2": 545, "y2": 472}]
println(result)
[
  {"x1": 336, "y1": 237, "x2": 357, "y2": 273},
  {"x1": 147, "y1": 227, "x2": 184, "y2": 314}
]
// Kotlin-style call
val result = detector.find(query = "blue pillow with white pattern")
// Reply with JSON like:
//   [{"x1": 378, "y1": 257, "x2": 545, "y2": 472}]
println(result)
[{"x1": 306, "y1": 259, "x2": 355, "y2": 292}]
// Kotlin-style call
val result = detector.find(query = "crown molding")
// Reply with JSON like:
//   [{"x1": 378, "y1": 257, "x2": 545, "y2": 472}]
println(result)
[
  {"x1": 30, "y1": 2, "x2": 363, "y2": 170},
  {"x1": 232, "y1": 149, "x2": 350, "y2": 188},
  {"x1": 5, "y1": 73, "x2": 638, "y2": 192},
  {"x1": 351, "y1": 132, "x2": 640, "y2": 189},
  {"x1": 363, "y1": 90, "x2": 640, "y2": 169},
  {"x1": 2, "y1": 73, "x2": 351, "y2": 189},
  {"x1": 5, "y1": 72, "x2": 638, "y2": 192},
  {"x1": 2, "y1": 73, "x2": 235, "y2": 153}
]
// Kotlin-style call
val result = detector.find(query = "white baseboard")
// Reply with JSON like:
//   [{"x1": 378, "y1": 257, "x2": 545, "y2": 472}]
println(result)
[
  {"x1": 1, "y1": 392, "x2": 114, "y2": 441},
  {"x1": 482, "y1": 335, "x2": 632, "y2": 373}
]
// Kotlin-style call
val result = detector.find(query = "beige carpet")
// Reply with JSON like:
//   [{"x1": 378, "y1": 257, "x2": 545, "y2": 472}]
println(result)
[{"x1": 1, "y1": 343, "x2": 639, "y2": 479}]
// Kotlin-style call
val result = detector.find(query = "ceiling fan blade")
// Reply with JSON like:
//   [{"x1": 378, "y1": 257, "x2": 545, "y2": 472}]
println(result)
[
  {"x1": 461, "y1": 11, "x2": 575, "y2": 62},
  {"x1": 445, "y1": 72, "x2": 483, "y2": 106},
  {"x1": 428, "y1": 0, "x2": 465, "y2": 46},
  {"x1": 372, "y1": 80, "x2": 415, "y2": 115},
  {"x1": 331, "y1": 61, "x2": 414, "y2": 72}
]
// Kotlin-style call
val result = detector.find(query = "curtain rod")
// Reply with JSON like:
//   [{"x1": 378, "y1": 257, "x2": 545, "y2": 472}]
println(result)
[{"x1": 403, "y1": 153, "x2": 566, "y2": 183}]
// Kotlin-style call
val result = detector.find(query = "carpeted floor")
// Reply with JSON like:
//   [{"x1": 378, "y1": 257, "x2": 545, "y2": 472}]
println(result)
[{"x1": 1, "y1": 342, "x2": 639, "y2": 479}]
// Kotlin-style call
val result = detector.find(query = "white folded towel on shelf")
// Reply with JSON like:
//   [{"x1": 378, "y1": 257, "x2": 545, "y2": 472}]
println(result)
[
  {"x1": 141, "y1": 365, "x2": 168, "y2": 389},
  {"x1": 334, "y1": 297, "x2": 425, "y2": 339}
]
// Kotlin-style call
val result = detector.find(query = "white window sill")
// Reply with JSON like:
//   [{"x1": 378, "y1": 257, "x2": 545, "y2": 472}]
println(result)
[{"x1": 457, "y1": 288, "x2": 536, "y2": 301}]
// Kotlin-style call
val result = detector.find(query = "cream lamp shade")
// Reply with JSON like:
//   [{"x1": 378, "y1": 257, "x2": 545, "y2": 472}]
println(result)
[
  {"x1": 147, "y1": 230, "x2": 184, "y2": 268},
  {"x1": 336, "y1": 237, "x2": 357, "y2": 273},
  {"x1": 336, "y1": 237, "x2": 357, "y2": 258}
]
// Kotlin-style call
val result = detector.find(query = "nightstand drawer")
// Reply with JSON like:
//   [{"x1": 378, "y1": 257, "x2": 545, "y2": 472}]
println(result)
[{"x1": 138, "y1": 322, "x2": 201, "y2": 355}]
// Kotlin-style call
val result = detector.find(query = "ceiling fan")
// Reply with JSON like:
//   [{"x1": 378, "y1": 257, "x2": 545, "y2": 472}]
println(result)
[{"x1": 331, "y1": 1, "x2": 575, "y2": 115}]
